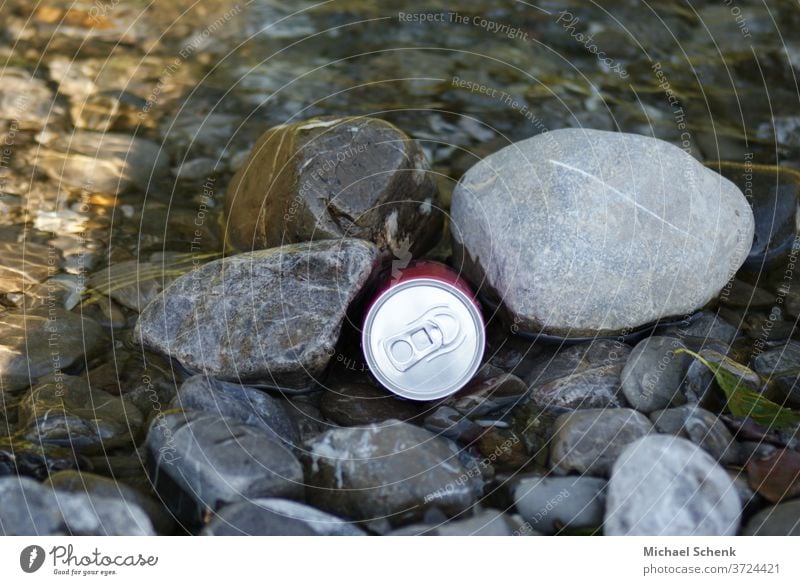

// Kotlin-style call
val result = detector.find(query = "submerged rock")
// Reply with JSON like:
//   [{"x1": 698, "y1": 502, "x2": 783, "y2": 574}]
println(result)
[
  {"x1": 452, "y1": 129, "x2": 754, "y2": 338},
  {"x1": 224, "y1": 116, "x2": 442, "y2": 255},
  {"x1": 135, "y1": 239, "x2": 379, "y2": 392}
]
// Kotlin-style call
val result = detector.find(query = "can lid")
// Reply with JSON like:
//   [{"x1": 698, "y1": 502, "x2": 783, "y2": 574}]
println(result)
[{"x1": 362, "y1": 278, "x2": 485, "y2": 401}]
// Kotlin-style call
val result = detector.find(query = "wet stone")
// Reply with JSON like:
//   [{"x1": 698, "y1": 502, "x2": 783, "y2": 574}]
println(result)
[
  {"x1": 17, "y1": 374, "x2": 144, "y2": 454},
  {"x1": 741, "y1": 499, "x2": 800, "y2": 535},
  {"x1": 0, "y1": 307, "x2": 107, "y2": 392},
  {"x1": 88, "y1": 258, "x2": 182, "y2": 312},
  {"x1": 661, "y1": 310, "x2": 739, "y2": 345},
  {"x1": 45, "y1": 470, "x2": 173, "y2": 535},
  {"x1": 605, "y1": 435, "x2": 741, "y2": 535},
  {"x1": 513, "y1": 475, "x2": 606, "y2": 535},
  {"x1": 650, "y1": 405, "x2": 740, "y2": 465},
  {"x1": 319, "y1": 382, "x2": 425, "y2": 426},
  {"x1": 202, "y1": 498, "x2": 365, "y2": 536},
  {"x1": 452, "y1": 129, "x2": 753, "y2": 338},
  {"x1": 0, "y1": 439, "x2": 83, "y2": 480},
  {"x1": 135, "y1": 239, "x2": 379, "y2": 392},
  {"x1": 0, "y1": 476, "x2": 154, "y2": 535},
  {"x1": 0, "y1": 240, "x2": 59, "y2": 294},
  {"x1": 304, "y1": 420, "x2": 478, "y2": 524},
  {"x1": 445, "y1": 368, "x2": 528, "y2": 418},
  {"x1": 173, "y1": 374, "x2": 298, "y2": 446},
  {"x1": 751, "y1": 341, "x2": 800, "y2": 377},
  {"x1": 389, "y1": 509, "x2": 524, "y2": 536},
  {"x1": 34, "y1": 131, "x2": 169, "y2": 194},
  {"x1": 422, "y1": 406, "x2": 485, "y2": 444},
  {"x1": 621, "y1": 336, "x2": 692, "y2": 413},
  {"x1": 0, "y1": 68, "x2": 64, "y2": 130},
  {"x1": 549, "y1": 408, "x2": 653, "y2": 477},
  {"x1": 526, "y1": 340, "x2": 631, "y2": 387},
  {"x1": 224, "y1": 116, "x2": 442, "y2": 256},
  {"x1": 719, "y1": 279, "x2": 777, "y2": 309},
  {"x1": 146, "y1": 412, "x2": 303, "y2": 525}
]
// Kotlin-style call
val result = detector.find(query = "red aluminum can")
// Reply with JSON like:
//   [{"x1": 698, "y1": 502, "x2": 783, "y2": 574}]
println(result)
[{"x1": 361, "y1": 260, "x2": 485, "y2": 401}]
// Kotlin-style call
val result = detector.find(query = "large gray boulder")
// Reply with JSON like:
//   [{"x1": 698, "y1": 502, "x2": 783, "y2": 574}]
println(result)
[
  {"x1": 135, "y1": 239, "x2": 379, "y2": 391},
  {"x1": 452, "y1": 129, "x2": 754, "y2": 337}
]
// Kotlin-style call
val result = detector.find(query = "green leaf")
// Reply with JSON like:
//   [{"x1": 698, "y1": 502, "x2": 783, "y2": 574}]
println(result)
[{"x1": 675, "y1": 349, "x2": 800, "y2": 430}]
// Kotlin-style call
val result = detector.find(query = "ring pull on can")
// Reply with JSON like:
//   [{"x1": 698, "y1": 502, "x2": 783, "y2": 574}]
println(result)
[{"x1": 361, "y1": 261, "x2": 485, "y2": 401}]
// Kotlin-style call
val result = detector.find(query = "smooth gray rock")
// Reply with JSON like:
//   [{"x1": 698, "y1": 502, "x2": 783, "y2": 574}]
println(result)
[
  {"x1": 45, "y1": 470, "x2": 173, "y2": 535},
  {"x1": 513, "y1": 475, "x2": 606, "y2": 534},
  {"x1": 174, "y1": 374, "x2": 298, "y2": 445},
  {"x1": 202, "y1": 498, "x2": 365, "y2": 536},
  {"x1": 34, "y1": 131, "x2": 168, "y2": 193},
  {"x1": 650, "y1": 405, "x2": 740, "y2": 465},
  {"x1": 741, "y1": 500, "x2": 800, "y2": 535},
  {"x1": 550, "y1": 408, "x2": 653, "y2": 477},
  {"x1": 304, "y1": 420, "x2": 478, "y2": 524},
  {"x1": 224, "y1": 116, "x2": 442, "y2": 255},
  {"x1": 526, "y1": 340, "x2": 631, "y2": 387},
  {"x1": 452, "y1": 128, "x2": 754, "y2": 337},
  {"x1": 0, "y1": 476, "x2": 154, "y2": 535},
  {"x1": 146, "y1": 412, "x2": 303, "y2": 524},
  {"x1": 752, "y1": 341, "x2": 800, "y2": 376},
  {"x1": 0, "y1": 307, "x2": 107, "y2": 392},
  {"x1": 390, "y1": 509, "x2": 524, "y2": 535},
  {"x1": 605, "y1": 435, "x2": 741, "y2": 535},
  {"x1": 621, "y1": 336, "x2": 692, "y2": 413},
  {"x1": 662, "y1": 310, "x2": 739, "y2": 345},
  {"x1": 135, "y1": 239, "x2": 379, "y2": 392}
]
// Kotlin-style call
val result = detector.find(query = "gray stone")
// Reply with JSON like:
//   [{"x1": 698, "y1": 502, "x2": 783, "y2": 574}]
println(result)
[
  {"x1": 752, "y1": 341, "x2": 800, "y2": 377},
  {"x1": 225, "y1": 116, "x2": 442, "y2": 255},
  {"x1": 530, "y1": 365, "x2": 628, "y2": 414},
  {"x1": 446, "y1": 370, "x2": 529, "y2": 417},
  {"x1": 741, "y1": 500, "x2": 800, "y2": 535},
  {"x1": 0, "y1": 476, "x2": 154, "y2": 535},
  {"x1": 0, "y1": 307, "x2": 106, "y2": 392},
  {"x1": 45, "y1": 470, "x2": 172, "y2": 535},
  {"x1": 390, "y1": 509, "x2": 524, "y2": 535},
  {"x1": 605, "y1": 435, "x2": 741, "y2": 535},
  {"x1": 650, "y1": 405, "x2": 740, "y2": 465},
  {"x1": 550, "y1": 408, "x2": 653, "y2": 477},
  {"x1": 18, "y1": 374, "x2": 144, "y2": 454},
  {"x1": 146, "y1": 412, "x2": 303, "y2": 524},
  {"x1": 452, "y1": 129, "x2": 754, "y2": 337},
  {"x1": 88, "y1": 259, "x2": 179, "y2": 312},
  {"x1": 621, "y1": 336, "x2": 692, "y2": 413},
  {"x1": 526, "y1": 340, "x2": 631, "y2": 387},
  {"x1": 662, "y1": 310, "x2": 739, "y2": 345},
  {"x1": 319, "y1": 382, "x2": 425, "y2": 426},
  {"x1": 135, "y1": 239, "x2": 379, "y2": 392},
  {"x1": 202, "y1": 498, "x2": 365, "y2": 536},
  {"x1": 34, "y1": 131, "x2": 169, "y2": 193},
  {"x1": 304, "y1": 420, "x2": 478, "y2": 524},
  {"x1": 513, "y1": 475, "x2": 606, "y2": 534},
  {"x1": 174, "y1": 374, "x2": 298, "y2": 446},
  {"x1": 422, "y1": 406, "x2": 484, "y2": 444},
  {"x1": 0, "y1": 240, "x2": 60, "y2": 294}
]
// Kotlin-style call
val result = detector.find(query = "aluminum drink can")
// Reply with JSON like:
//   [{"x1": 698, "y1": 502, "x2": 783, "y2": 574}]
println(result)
[{"x1": 361, "y1": 260, "x2": 485, "y2": 401}]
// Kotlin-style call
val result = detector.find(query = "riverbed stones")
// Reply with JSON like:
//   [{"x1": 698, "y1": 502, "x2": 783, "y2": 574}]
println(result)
[
  {"x1": 650, "y1": 405, "x2": 740, "y2": 465},
  {"x1": 549, "y1": 408, "x2": 653, "y2": 476},
  {"x1": 34, "y1": 131, "x2": 169, "y2": 193},
  {"x1": 741, "y1": 499, "x2": 800, "y2": 535},
  {"x1": 605, "y1": 435, "x2": 741, "y2": 535},
  {"x1": 146, "y1": 412, "x2": 303, "y2": 524},
  {"x1": 0, "y1": 476, "x2": 154, "y2": 535},
  {"x1": 452, "y1": 128, "x2": 755, "y2": 338},
  {"x1": 0, "y1": 307, "x2": 106, "y2": 392},
  {"x1": 513, "y1": 475, "x2": 606, "y2": 534},
  {"x1": 224, "y1": 116, "x2": 442, "y2": 254},
  {"x1": 0, "y1": 240, "x2": 59, "y2": 293},
  {"x1": 621, "y1": 336, "x2": 693, "y2": 413},
  {"x1": 135, "y1": 239, "x2": 379, "y2": 392},
  {"x1": 304, "y1": 420, "x2": 477, "y2": 524},
  {"x1": 202, "y1": 498, "x2": 365, "y2": 536},
  {"x1": 18, "y1": 374, "x2": 144, "y2": 453},
  {"x1": 174, "y1": 374, "x2": 298, "y2": 445},
  {"x1": 319, "y1": 382, "x2": 425, "y2": 426}
]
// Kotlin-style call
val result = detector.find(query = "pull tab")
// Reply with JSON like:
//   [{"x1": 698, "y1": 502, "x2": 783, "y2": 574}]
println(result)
[{"x1": 382, "y1": 306, "x2": 463, "y2": 372}]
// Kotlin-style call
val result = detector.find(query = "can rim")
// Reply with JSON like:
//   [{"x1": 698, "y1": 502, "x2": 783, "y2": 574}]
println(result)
[{"x1": 362, "y1": 277, "x2": 485, "y2": 401}]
